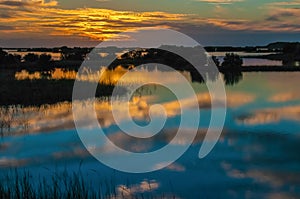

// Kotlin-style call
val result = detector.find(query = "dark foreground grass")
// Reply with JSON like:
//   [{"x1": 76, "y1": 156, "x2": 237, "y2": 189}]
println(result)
[
  {"x1": 0, "y1": 170, "x2": 97, "y2": 199},
  {"x1": 0, "y1": 169, "x2": 173, "y2": 199}
]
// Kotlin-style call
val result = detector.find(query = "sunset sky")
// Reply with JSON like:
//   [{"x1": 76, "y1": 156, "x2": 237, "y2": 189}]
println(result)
[{"x1": 1, "y1": 0, "x2": 300, "y2": 47}]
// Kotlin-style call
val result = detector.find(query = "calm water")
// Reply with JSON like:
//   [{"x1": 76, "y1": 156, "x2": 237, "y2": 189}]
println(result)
[{"x1": 1, "y1": 72, "x2": 300, "y2": 198}]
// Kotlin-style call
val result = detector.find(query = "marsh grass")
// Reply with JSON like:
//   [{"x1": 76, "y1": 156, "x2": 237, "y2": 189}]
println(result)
[
  {"x1": 0, "y1": 78, "x2": 124, "y2": 106},
  {"x1": 0, "y1": 169, "x2": 119, "y2": 199},
  {"x1": 0, "y1": 169, "x2": 99, "y2": 199},
  {"x1": 0, "y1": 169, "x2": 175, "y2": 199}
]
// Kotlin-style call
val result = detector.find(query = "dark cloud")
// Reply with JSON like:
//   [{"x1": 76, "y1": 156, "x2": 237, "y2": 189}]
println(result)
[
  {"x1": 0, "y1": 1, "x2": 29, "y2": 7},
  {"x1": 266, "y1": 16, "x2": 280, "y2": 22},
  {"x1": 0, "y1": 13, "x2": 12, "y2": 18},
  {"x1": 0, "y1": 0, "x2": 56, "y2": 8},
  {"x1": 0, "y1": 25, "x2": 14, "y2": 30},
  {"x1": 273, "y1": 23, "x2": 300, "y2": 29},
  {"x1": 0, "y1": 37, "x2": 99, "y2": 48},
  {"x1": 175, "y1": 22, "x2": 300, "y2": 46},
  {"x1": 224, "y1": 21, "x2": 245, "y2": 25},
  {"x1": 279, "y1": 11, "x2": 296, "y2": 17},
  {"x1": 265, "y1": 11, "x2": 296, "y2": 22}
]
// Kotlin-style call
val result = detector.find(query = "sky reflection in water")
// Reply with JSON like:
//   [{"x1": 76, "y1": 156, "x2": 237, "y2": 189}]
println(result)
[{"x1": 1, "y1": 72, "x2": 300, "y2": 198}]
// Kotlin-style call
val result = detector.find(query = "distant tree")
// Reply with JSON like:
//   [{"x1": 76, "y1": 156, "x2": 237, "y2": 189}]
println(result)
[
  {"x1": 38, "y1": 54, "x2": 52, "y2": 65},
  {"x1": 0, "y1": 49, "x2": 21, "y2": 67},
  {"x1": 0, "y1": 48, "x2": 7, "y2": 57},
  {"x1": 283, "y1": 43, "x2": 300, "y2": 55},
  {"x1": 0, "y1": 49, "x2": 8, "y2": 65},
  {"x1": 221, "y1": 53, "x2": 243, "y2": 70},
  {"x1": 63, "y1": 52, "x2": 85, "y2": 61},
  {"x1": 219, "y1": 53, "x2": 243, "y2": 86},
  {"x1": 24, "y1": 53, "x2": 39, "y2": 62},
  {"x1": 6, "y1": 54, "x2": 21, "y2": 65},
  {"x1": 282, "y1": 43, "x2": 300, "y2": 66},
  {"x1": 60, "y1": 47, "x2": 91, "y2": 61}
]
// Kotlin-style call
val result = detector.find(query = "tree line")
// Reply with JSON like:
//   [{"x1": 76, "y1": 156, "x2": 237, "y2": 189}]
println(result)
[{"x1": 0, "y1": 47, "x2": 91, "y2": 69}]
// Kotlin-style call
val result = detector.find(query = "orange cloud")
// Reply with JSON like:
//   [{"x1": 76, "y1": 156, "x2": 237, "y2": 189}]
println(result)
[
  {"x1": 236, "y1": 105, "x2": 300, "y2": 125},
  {"x1": 267, "y1": 0, "x2": 300, "y2": 6},
  {"x1": 1, "y1": 0, "x2": 300, "y2": 46},
  {"x1": 0, "y1": 3, "x2": 188, "y2": 41},
  {"x1": 194, "y1": 0, "x2": 244, "y2": 4}
]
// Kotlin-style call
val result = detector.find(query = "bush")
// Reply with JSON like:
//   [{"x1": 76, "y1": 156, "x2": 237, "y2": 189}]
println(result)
[
  {"x1": 38, "y1": 54, "x2": 52, "y2": 65},
  {"x1": 221, "y1": 53, "x2": 243, "y2": 70},
  {"x1": 24, "y1": 53, "x2": 39, "y2": 63},
  {"x1": 0, "y1": 49, "x2": 21, "y2": 66}
]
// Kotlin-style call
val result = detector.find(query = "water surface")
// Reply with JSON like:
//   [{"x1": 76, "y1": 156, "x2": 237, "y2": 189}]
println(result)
[{"x1": 1, "y1": 72, "x2": 300, "y2": 198}]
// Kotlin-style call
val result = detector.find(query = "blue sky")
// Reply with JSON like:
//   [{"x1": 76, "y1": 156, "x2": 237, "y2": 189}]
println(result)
[{"x1": 0, "y1": 0, "x2": 300, "y2": 47}]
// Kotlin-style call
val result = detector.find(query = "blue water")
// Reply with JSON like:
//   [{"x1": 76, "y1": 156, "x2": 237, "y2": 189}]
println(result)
[{"x1": 1, "y1": 72, "x2": 300, "y2": 198}]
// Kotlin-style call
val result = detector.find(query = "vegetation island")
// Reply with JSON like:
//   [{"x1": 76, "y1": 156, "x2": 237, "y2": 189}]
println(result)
[{"x1": 0, "y1": 42, "x2": 299, "y2": 106}]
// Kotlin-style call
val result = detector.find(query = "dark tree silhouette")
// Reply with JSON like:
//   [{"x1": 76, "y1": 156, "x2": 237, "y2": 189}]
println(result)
[
  {"x1": 38, "y1": 54, "x2": 52, "y2": 65},
  {"x1": 0, "y1": 49, "x2": 21, "y2": 67},
  {"x1": 0, "y1": 49, "x2": 8, "y2": 65},
  {"x1": 0, "y1": 49, "x2": 7, "y2": 59},
  {"x1": 6, "y1": 54, "x2": 21, "y2": 65},
  {"x1": 64, "y1": 52, "x2": 85, "y2": 61},
  {"x1": 61, "y1": 47, "x2": 90, "y2": 61},
  {"x1": 24, "y1": 53, "x2": 39, "y2": 62},
  {"x1": 283, "y1": 43, "x2": 300, "y2": 54},
  {"x1": 219, "y1": 53, "x2": 243, "y2": 85},
  {"x1": 109, "y1": 48, "x2": 208, "y2": 82},
  {"x1": 282, "y1": 43, "x2": 300, "y2": 66},
  {"x1": 221, "y1": 53, "x2": 243, "y2": 70}
]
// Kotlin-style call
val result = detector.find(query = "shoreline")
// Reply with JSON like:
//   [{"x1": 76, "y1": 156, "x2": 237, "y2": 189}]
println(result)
[
  {"x1": 240, "y1": 66, "x2": 300, "y2": 72},
  {"x1": 1, "y1": 60, "x2": 300, "y2": 72}
]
